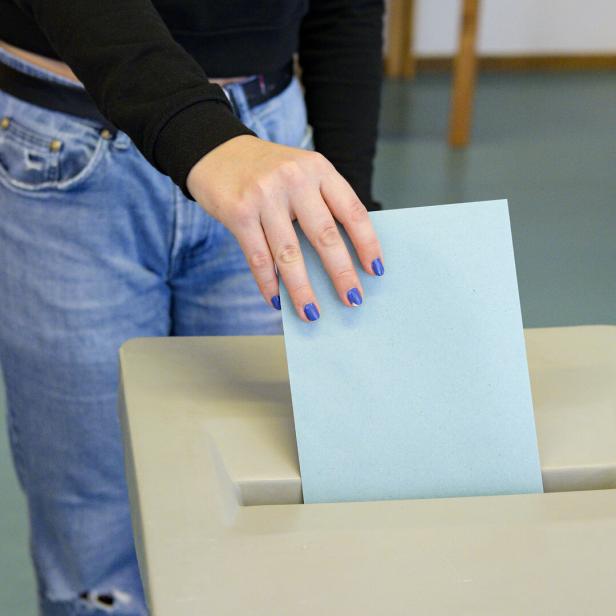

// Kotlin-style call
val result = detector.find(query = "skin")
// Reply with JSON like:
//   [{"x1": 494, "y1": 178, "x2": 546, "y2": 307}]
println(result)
[
  {"x1": 0, "y1": 40, "x2": 81, "y2": 81},
  {"x1": 1, "y1": 40, "x2": 384, "y2": 322},
  {"x1": 0, "y1": 40, "x2": 247, "y2": 85},
  {"x1": 187, "y1": 135, "x2": 383, "y2": 322}
]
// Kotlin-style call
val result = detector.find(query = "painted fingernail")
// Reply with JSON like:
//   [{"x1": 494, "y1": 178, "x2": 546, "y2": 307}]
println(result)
[
  {"x1": 371, "y1": 258, "x2": 385, "y2": 276},
  {"x1": 304, "y1": 303, "x2": 320, "y2": 321},
  {"x1": 347, "y1": 288, "x2": 363, "y2": 306},
  {"x1": 271, "y1": 295, "x2": 281, "y2": 310}
]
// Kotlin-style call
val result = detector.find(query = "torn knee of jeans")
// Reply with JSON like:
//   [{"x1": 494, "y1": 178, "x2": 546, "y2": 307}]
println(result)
[{"x1": 79, "y1": 590, "x2": 131, "y2": 612}]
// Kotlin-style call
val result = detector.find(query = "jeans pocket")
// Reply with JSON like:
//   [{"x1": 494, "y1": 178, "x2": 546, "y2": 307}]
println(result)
[{"x1": 0, "y1": 110, "x2": 107, "y2": 195}]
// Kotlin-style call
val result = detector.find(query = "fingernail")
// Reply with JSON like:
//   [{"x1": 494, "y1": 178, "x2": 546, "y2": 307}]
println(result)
[
  {"x1": 371, "y1": 258, "x2": 385, "y2": 276},
  {"x1": 271, "y1": 295, "x2": 281, "y2": 310},
  {"x1": 347, "y1": 288, "x2": 363, "y2": 306},
  {"x1": 304, "y1": 303, "x2": 320, "y2": 321}
]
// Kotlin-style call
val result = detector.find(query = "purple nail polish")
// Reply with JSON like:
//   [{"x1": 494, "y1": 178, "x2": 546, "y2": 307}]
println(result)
[
  {"x1": 271, "y1": 295, "x2": 281, "y2": 310},
  {"x1": 304, "y1": 303, "x2": 320, "y2": 321},
  {"x1": 347, "y1": 288, "x2": 363, "y2": 306},
  {"x1": 371, "y1": 258, "x2": 385, "y2": 276}
]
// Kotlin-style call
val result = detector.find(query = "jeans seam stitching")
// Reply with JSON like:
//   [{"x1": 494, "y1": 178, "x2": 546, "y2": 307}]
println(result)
[
  {"x1": 166, "y1": 184, "x2": 182, "y2": 281},
  {"x1": 0, "y1": 135, "x2": 108, "y2": 194}
]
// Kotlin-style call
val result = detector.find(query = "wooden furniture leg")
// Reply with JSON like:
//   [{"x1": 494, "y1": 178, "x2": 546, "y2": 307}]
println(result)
[
  {"x1": 448, "y1": 0, "x2": 480, "y2": 147},
  {"x1": 385, "y1": 0, "x2": 416, "y2": 78}
]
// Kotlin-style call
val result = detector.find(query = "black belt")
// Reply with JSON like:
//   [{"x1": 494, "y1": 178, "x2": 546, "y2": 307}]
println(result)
[
  {"x1": 0, "y1": 59, "x2": 294, "y2": 136},
  {"x1": 234, "y1": 61, "x2": 294, "y2": 109}
]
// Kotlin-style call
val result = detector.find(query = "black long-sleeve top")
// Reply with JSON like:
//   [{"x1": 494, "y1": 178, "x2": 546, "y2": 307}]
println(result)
[{"x1": 0, "y1": 0, "x2": 383, "y2": 209}]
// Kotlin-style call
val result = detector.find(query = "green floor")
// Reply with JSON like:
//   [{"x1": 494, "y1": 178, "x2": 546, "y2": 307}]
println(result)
[
  {"x1": 0, "y1": 369, "x2": 36, "y2": 614},
  {"x1": 1, "y1": 70, "x2": 615, "y2": 613},
  {"x1": 376, "y1": 71, "x2": 616, "y2": 327}
]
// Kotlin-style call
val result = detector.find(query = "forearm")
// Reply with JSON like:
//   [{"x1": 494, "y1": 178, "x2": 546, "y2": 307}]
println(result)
[{"x1": 15, "y1": 0, "x2": 254, "y2": 199}]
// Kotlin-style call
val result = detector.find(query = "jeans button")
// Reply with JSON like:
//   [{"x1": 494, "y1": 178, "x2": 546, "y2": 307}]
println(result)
[{"x1": 1, "y1": 116, "x2": 10, "y2": 129}]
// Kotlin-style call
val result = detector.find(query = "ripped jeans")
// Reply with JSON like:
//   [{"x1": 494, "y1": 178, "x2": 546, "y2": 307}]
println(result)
[{"x1": 0, "y1": 47, "x2": 311, "y2": 615}]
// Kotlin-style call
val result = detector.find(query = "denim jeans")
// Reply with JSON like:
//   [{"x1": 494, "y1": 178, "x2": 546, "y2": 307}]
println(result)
[{"x1": 0, "y1": 47, "x2": 311, "y2": 615}]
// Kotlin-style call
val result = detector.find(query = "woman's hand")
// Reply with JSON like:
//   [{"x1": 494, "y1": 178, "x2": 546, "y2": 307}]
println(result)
[{"x1": 186, "y1": 135, "x2": 384, "y2": 322}]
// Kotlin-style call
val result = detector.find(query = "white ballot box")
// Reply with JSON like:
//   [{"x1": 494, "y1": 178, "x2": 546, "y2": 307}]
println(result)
[{"x1": 119, "y1": 325, "x2": 616, "y2": 616}]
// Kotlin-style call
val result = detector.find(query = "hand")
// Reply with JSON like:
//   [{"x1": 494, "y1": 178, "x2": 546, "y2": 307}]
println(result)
[{"x1": 186, "y1": 135, "x2": 384, "y2": 322}]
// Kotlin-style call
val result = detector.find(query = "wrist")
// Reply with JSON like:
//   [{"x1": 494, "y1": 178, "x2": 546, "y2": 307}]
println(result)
[
  {"x1": 186, "y1": 135, "x2": 261, "y2": 199},
  {"x1": 154, "y1": 99, "x2": 256, "y2": 202}
]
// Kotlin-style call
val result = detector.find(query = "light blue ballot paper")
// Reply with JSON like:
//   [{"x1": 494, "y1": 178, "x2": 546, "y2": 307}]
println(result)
[{"x1": 280, "y1": 200, "x2": 543, "y2": 504}]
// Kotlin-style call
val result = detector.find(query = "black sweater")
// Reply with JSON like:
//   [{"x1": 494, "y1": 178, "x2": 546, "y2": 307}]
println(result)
[{"x1": 0, "y1": 0, "x2": 384, "y2": 209}]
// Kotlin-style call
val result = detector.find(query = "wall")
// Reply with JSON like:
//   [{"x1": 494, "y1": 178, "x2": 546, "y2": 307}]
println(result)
[{"x1": 413, "y1": 0, "x2": 616, "y2": 56}]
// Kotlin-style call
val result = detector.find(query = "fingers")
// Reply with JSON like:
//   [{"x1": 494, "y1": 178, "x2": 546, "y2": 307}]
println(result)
[
  {"x1": 233, "y1": 221, "x2": 281, "y2": 311},
  {"x1": 293, "y1": 194, "x2": 364, "y2": 308},
  {"x1": 319, "y1": 166, "x2": 384, "y2": 278},
  {"x1": 223, "y1": 148, "x2": 384, "y2": 321},
  {"x1": 260, "y1": 207, "x2": 320, "y2": 323}
]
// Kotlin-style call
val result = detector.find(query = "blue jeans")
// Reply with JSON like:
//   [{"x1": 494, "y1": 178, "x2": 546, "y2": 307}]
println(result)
[{"x1": 0, "y1": 48, "x2": 311, "y2": 615}]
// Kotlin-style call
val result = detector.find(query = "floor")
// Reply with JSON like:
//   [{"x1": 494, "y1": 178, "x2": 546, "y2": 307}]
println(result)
[
  {"x1": 1, "y1": 70, "x2": 615, "y2": 614},
  {"x1": 376, "y1": 71, "x2": 616, "y2": 327}
]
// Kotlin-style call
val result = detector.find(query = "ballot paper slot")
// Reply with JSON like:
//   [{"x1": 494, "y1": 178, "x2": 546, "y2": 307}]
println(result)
[
  {"x1": 208, "y1": 439, "x2": 616, "y2": 509},
  {"x1": 205, "y1": 371, "x2": 616, "y2": 507},
  {"x1": 118, "y1": 326, "x2": 616, "y2": 510},
  {"x1": 197, "y1": 325, "x2": 616, "y2": 507}
]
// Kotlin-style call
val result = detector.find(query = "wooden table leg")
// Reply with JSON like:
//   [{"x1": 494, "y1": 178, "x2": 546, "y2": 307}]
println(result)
[
  {"x1": 448, "y1": 0, "x2": 480, "y2": 147},
  {"x1": 385, "y1": 0, "x2": 416, "y2": 79}
]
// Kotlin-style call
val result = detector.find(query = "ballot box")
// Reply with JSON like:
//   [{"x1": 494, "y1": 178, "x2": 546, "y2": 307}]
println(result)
[{"x1": 118, "y1": 325, "x2": 616, "y2": 615}]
